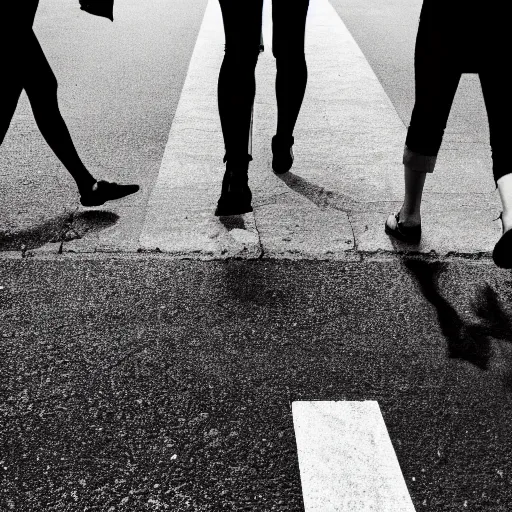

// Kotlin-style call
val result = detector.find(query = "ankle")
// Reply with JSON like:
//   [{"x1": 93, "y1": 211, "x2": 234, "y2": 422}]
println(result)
[
  {"x1": 272, "y1": 134, "x2": 294, "y2": 148},
  {"x1": 501, "y1": 211, "x2": 512, "y2": 233},
  {"x1": 78, "y1": 178, "x2": 97, "y2": 195},
  {"x1": 399, "y1": 206, "x2": 421, "y2": 226}
]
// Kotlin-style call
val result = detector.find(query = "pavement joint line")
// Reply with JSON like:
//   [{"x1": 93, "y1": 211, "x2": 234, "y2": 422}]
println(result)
[{"x1": 3, "y1": 249, "x2": 499, "y2": 265}]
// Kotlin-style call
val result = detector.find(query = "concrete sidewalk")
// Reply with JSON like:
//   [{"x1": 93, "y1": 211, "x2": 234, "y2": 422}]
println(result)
[{"x1": 47, "y1": 0, "x2": 502, "y2": 258}]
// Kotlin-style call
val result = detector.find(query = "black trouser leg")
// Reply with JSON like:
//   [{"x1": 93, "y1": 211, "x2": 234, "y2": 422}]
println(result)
[
  {"x1": 273, "y1": 0, "x2": 309, "y2": 139},
  {"x1": 404, "y1": 7, "x2": 461, "y2": 171},
  {"x1": 217, "y1": 0, "x2": 262, "y2": 163},
  {"x1": 479, "y1": 69, "x2": 510, "y2": 184}
]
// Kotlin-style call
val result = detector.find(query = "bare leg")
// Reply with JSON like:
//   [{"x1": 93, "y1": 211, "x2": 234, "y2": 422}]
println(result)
[
  {"x1": 0, "y1": 77, "x2": 23, "y2": 146},
  {"x1": 497, "y1": 175, "x2": 512, "y2": 233},
  {"x1": 399, "y1": 166, "x2": 427, "y2": 226},
  {"x1": 479, "y1": 69, "x2": 512, "y2": 233},
  {"x1": 22, "y1": 30, "x2": 96, "y2": 193}
]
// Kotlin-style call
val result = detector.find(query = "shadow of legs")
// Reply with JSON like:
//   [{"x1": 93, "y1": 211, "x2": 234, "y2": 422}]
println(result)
[
  {"x1": 278, "y1": 172, "x2": 359, "y2": 211},
  {"x1": 403, "y1": 259, "x2": 492, "y2": 370}
]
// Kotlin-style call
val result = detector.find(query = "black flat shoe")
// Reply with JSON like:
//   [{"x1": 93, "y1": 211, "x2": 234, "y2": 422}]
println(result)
[
  {"x1": 80, "y1": 180, "x2": 139, "y2": 207},
  {"x1": 385, "y1": 212, "x2": 421, "y2": 244},
  {"x1": 271, "y1": 134, "x2": 294, "y2": 174},
  {"x1": 492, "y1": 214, "x2": 512, "y2": 268}
]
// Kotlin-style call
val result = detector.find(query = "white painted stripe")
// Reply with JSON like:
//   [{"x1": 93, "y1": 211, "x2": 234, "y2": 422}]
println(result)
[
  {"x1": 139, "y1": 0, "x2": 261, "y2": 258},
  {"x1": 292, "y1": 401, "x2": 416, "y2": 511}
]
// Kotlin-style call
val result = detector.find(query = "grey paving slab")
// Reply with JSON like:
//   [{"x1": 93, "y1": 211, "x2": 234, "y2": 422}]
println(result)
[{"x1": 249, "y1": 0, "x2": 499, "y2": 258}]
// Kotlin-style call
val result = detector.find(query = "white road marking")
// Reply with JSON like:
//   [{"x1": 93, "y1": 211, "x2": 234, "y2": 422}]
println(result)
[{"x1": 292, "y1": 401, "x2": 416, "y2": 511}]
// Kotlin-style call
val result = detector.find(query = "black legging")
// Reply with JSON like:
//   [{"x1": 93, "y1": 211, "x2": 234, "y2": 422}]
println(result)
[
  {"x1": 217, "y1": 0, "x2": 309, "y2": 163},
  {"x1": 1, "y1": 3, "x2": 95, "y2": 191},
  {"x1": 405, "y1": 1, "x2": 509, "y2": 184}
]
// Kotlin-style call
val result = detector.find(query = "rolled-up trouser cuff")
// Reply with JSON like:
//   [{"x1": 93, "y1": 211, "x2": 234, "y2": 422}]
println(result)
[{"x1": 403, "y1": 145, "x2": 437, "y2": 173}]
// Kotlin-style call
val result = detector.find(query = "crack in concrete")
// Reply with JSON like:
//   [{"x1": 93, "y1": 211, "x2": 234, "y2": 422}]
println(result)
[
  {"x1": 251, "y1": 212, "x2": 265, "y2": 260},
  {"x1": 345, "y1": 212, "x2": 358, "y2": 255}
]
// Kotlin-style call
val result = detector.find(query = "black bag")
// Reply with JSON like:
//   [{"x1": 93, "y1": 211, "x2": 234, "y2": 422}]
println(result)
[{"x1": 79, "y1": 0, "x2": 114, "y2": 21}]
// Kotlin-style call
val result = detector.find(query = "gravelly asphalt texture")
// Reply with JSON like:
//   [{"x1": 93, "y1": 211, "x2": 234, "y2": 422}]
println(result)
[{"x1": 1, "y1": 257, "x2": 512, "y2": 511}]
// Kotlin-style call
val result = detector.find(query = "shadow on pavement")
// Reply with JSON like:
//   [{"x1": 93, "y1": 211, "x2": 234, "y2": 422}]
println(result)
[
  {"x1": 219, "y1": 215, "x2": 246, "y2": 231},
  {"x1": 278, "y1": 171, "x2": 358, "y2": 211},
  {"x1": 404, "y1": 259, "x2": 512, "y2": 371},
  {"x1": 0, "y1": 210, "x2": 119, "y2": 251}
]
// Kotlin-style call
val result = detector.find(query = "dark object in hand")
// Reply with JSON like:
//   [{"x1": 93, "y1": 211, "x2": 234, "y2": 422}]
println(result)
[{"x1": 79, "y1": 0, "x2": 114, "y2": 21}]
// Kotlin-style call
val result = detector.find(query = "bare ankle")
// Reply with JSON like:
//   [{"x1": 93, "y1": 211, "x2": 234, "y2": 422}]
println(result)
[{"x1": 399, "y1": 206, "x2": 421, "y2": 226}]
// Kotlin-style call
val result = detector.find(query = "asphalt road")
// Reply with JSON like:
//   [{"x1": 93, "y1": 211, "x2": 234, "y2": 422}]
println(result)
[{"x1": 1, "y1": 258, "x2": 512, "y2": 510}]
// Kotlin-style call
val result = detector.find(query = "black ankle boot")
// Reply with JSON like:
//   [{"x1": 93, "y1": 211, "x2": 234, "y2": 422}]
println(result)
[
  {"x1": 271, "y1": 134, "x2": 294, "y2": 174},
  {"x1": 215, "y1": 154, "x2": 253, "y2": 216}
]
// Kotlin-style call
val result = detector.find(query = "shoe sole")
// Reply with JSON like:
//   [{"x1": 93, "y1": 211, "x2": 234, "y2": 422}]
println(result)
[{"x1": 80, "y1": 188, "x2": 139, "y2": 207}]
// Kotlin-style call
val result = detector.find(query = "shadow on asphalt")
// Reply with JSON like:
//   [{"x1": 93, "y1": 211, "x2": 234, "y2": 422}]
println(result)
[
  {"x1": 0, "y1": 210, "x2": 119, "y2": 251},
  {"x1": 403, "y1": 259, "x2": 512, "y2": 372}
]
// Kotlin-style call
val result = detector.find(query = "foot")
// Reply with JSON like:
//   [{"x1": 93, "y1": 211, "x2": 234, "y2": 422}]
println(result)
[
  {"x1": 271, "y1": 134, "x2": 294, "y2": 174},
  {"x1": 492, "y1": 213, "x2": 512, "y2": 268},
  {"x1": 215, "y1": 169, "x2": 252, "y2": 216},
  {"x1": 385, "y1": 209, "x2": 421, "y2": 244},
  {"x1": 80, "y1": 180, "x2": 139, "y2": 207}
]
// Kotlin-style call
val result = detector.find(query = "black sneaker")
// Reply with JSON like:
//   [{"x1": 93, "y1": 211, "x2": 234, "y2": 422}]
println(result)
[
  {"x1": 271, "y1": 134, "x2": 294, "y2": 174},
  {"x1": 80, "y1": 180, "x2": 139, "y2": 207}
]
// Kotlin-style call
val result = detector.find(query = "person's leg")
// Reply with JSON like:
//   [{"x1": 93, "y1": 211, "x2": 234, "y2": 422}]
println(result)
[
  {"x1": 22, "y1": 30, "x2": 96, "y2": 194},
  {"x1": 497, "y1": 174, "x2": 512, "y2": 230},
  {"x1": 271, "y1": 0, "x2": 309, "y2": 173},
  {"x1": 479, "y1": 68, "x2": 512, "y2": 267},
  {"x1": 479, "y1": 69, "x2": 512, "y2": 229},
  {"x1": 0, "y1": 15, "x2": 30, "y2": 145},
  {"x1": 273, "y1": 0, "x2": 309, "y2": 139},
  {"x1": 0, "y1": 68, "x2": 24, "y2": 146},
  {"x1": 217, "y1": 0, "x2": 262, "y2": 163},
  {"x1": 215, "y1": 0, "x2": 262, "y2": 215},
  {"x1": 387, "y1": 6, "x2": 461, "y2": 238},
  {"x1": 19, "y1": 29, "x2": 138, "y2": 206}
]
